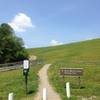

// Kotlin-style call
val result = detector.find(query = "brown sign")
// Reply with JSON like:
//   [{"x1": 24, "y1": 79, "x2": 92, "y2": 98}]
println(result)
[{"x1": 60, "y1": 68, "x2": 83, "y2": 76}]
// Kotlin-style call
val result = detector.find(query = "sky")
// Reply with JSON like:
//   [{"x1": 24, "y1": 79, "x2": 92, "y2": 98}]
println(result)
[{"x1": 0, "y1": 0, "x2": 100, "y2": 48}]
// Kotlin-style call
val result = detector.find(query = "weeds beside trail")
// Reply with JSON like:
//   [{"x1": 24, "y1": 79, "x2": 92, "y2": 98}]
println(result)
[{"x1": 0, "y1": 61, "x2": 43, "y2": 100}]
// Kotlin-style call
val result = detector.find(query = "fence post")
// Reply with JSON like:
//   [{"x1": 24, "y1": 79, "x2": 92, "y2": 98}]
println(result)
[
  {"x1": 66, "y1": 82, "x2": 71, "y2": 99},
  {"x1": 43, "y1": 88, "x2": 47, "y2": 100},
  {"x1": 8, "y1": 93, "x2": 13, "y2": 100}
]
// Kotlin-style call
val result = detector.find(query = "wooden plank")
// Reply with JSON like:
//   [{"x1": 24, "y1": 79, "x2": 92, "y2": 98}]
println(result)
[{"x1": 60, "y1": 68, "x2": 83, "y2": 76}]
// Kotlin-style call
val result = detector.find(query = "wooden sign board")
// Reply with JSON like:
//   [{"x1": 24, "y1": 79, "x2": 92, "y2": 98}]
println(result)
[{"x1": 60, "y1": 68, "x2": 83, "y2": 76}]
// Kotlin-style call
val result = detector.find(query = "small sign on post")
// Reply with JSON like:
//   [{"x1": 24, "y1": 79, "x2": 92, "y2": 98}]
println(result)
[
  {"x1": 23, "y1": 60, "x2": 30, "y2": 94},
  {"x1": 23, "y1": 60, "x2": 29, "y2": 69}
]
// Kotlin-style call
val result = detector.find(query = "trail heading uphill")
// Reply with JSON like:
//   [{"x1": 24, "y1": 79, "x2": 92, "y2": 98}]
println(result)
[{"x1": 34, "y1": 64, "x2": 61, "y2": 100}]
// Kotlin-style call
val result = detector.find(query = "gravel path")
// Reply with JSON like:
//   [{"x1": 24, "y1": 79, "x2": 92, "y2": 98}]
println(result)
[{"x1": 34, "y1": 64, "x2": 61, "y2": 100}]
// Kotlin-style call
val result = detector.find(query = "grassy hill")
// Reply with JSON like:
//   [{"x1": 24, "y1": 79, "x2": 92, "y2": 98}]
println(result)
[
  {"x1": 0, "y1": 38, "x2": 100, "y2": 100},
  {"x1": 29, "y1": 38, "x2": 100, "y2": 100}
]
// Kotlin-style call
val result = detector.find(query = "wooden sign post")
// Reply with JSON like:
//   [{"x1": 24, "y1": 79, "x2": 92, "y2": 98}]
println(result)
[{"x1": 60, "y1": 68, "x2": 83, "y2": 88}]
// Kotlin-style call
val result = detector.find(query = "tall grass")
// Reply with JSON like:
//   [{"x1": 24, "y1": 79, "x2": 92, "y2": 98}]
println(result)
[{"x1": 0, "y1": 62, "x2": 43, "y2": 100}]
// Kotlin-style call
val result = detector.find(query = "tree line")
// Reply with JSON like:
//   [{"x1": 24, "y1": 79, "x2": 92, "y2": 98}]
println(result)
[{"x1": 0, "y1": 23, "x2": 29, "y2": 64}]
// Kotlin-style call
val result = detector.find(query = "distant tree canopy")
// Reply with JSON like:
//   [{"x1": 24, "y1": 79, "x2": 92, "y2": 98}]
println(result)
[{"x1": 0, "y1": 23, "x2": 29, "y2": 64}]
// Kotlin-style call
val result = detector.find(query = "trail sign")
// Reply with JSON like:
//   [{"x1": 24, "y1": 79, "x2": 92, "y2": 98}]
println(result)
[
  {"x1": 23, "y1": 60, "x2": 29, "y2": 69},
  {"x1": 23, "y1": 60, "x2": 30, "y2": 94},
  {"x1": 60, "y1": 68, "x2": 83, "y2": 88},
  {"x1": 60, "y1": 68, "x2": 83, "y2": 76}
]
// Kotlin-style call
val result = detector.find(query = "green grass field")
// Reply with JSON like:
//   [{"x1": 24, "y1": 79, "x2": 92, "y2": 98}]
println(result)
[
  {"x1": 0, "y1": 62, "x2": 43, "y2": 100},
  {"x1": 0, "y1": 38, "x2": 100, "y2": 100},
  {"x1": 29, "y1": 38, "x2": 100, "y2": 100}
]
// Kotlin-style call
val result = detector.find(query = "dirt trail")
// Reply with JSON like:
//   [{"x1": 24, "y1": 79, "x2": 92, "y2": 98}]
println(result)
[{"x1": 34, "y1": 64, "x2": 61, "y2": 100}]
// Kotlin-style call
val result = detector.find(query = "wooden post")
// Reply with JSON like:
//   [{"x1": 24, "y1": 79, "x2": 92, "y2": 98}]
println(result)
[
  {"x1": 43, "y1": 88, "x2": 47, "y2": 100},
  {"x1": 66, "y1": 82, "x2": 71, "y2": 99},
  {"x1": 8, "y1": 93, "x2": 13, "y2": 100},
  {"x1": 62, "y1": 75, "x2": 65, "y2": 88},
  {"x1": 78, "y1": 76, "x2": 81, "y2": 88}
]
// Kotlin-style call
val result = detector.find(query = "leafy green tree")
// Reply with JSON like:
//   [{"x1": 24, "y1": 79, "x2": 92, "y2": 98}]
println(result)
[{"x1": 0, "y1": 23, "x2": 28, "y2": 64}]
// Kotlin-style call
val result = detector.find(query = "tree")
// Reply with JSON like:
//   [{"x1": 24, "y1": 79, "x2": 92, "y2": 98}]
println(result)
[{"x1": 0, "y1": 23, "x2": 28, "y2": 64}]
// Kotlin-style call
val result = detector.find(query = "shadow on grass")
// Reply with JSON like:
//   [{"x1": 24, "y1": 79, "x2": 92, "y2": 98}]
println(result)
[
  {"x1": 27, "y1": 90, "x2": 35, "y2": 95},
  {"x1": 0, "y1": 97, "x2": 3, "y2": 100}
]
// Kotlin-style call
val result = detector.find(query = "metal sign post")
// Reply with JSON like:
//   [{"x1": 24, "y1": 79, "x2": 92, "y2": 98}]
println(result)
[{"x1": 23, "y1": 60, "x2": 29, "y2": 94}]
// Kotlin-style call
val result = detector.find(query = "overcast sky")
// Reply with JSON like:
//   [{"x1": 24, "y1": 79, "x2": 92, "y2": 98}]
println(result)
[{"x1": 0, "y1": 0, "x2": 100, "y2": 48}]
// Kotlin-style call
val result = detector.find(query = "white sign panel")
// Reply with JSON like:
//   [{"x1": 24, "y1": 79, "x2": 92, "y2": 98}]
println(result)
[{"x1": 23, "y1": 60, "x2": 29, "y2": 69}]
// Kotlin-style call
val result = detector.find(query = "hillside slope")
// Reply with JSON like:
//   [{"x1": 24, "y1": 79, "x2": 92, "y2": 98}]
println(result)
[
  {"x1": 29, "y1": 38, "x2": 100, "y2": 63},
  {"x1": 29, "y1": 38, "x2": 100, "y2": 100}
]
